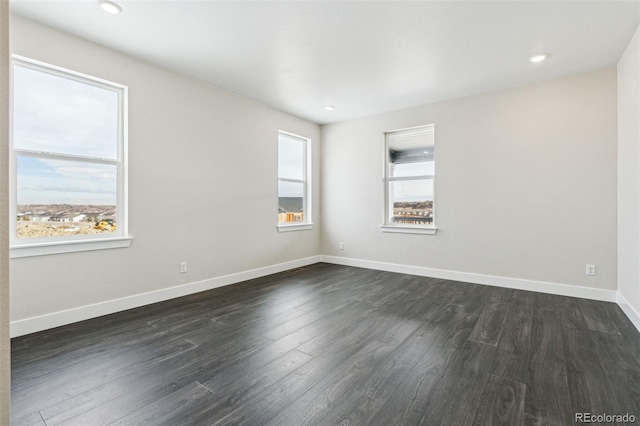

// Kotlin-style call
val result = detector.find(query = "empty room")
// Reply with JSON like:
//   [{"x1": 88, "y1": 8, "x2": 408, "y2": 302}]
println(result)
[{"x1": 1, "y1": 0, "x2": 640, "y2": 425}]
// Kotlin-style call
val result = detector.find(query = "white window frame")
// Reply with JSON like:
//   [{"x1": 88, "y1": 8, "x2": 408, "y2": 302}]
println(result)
[
  {"x1": 10, "y1": 55, "x2": 131, "y2": 258},
  {"x1": 381, "y1": 124, "x2": 437, "y2": 235},
  {"x1": 277, "y1": 130, "x2": 312, "y2": 232}
]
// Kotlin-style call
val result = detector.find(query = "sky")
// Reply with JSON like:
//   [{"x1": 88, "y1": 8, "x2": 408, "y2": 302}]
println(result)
[
  {"x1": 390, "y1": 161, "x2": 434, "y2": 202},
  {"x1": 390, "y1": 179, "x2": 434, "y2": 203},
  {"x1": 17, "y1": 157, "x2": 116, "y2": 206},
  {"x1": 13, "y1": 63, "x2": 430, "y2": 205},
  {"x1": 13, "y1": 63, "x2": 119, "y2": 205},
  {"x1": 278, "y1": 134, "x2": 305, "y2": 198}
]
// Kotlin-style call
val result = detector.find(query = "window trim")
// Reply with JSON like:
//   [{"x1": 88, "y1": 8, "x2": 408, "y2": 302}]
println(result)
[
  {"x1": 9, "y1": 55, "x2": 130, "y2": 257},
  {"x1": 10, "y1": 237, "x2": 133, "y2": 259},
  {"x1": 382, "y1": 124, "x2": 437, "y2": 235},
  {"x1": 277, "y1": 130, "x2": 312, "y2": 232}
]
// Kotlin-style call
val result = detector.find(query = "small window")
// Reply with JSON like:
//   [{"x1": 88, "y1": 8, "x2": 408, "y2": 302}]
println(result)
[
  {"x1": 277, "y1": 131, "x2": 311, "y2": 231},
  {"x1": 10, "y1": 56, "x2": 130, "y2": 256},
  {"x1": 382, "y1": 125, "x2": 436, "y2": 234}
]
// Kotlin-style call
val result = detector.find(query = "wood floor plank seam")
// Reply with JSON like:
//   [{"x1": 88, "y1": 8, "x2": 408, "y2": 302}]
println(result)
[{"x1": 10, "y1": 263, "x2": 640, "y2": 426}]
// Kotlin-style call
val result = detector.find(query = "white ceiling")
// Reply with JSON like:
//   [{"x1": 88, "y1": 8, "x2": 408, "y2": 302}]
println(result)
[{"x1": 9, "y1": 1, "x2": 640, "y2": 124}]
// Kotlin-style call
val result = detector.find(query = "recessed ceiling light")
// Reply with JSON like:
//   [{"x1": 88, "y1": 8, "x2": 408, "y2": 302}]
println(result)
[
  {"x1": 99, "y1": 0, "x2": 122, "y2": 14},
  {"x1": 325, "y1": 105, "x2": 335, "y2": 111},
  {"x1": 529, "y1": 53, "x2": 548, "y2": 63}
]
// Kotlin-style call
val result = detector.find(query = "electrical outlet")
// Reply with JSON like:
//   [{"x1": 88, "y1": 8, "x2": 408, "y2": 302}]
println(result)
[
  {"x1": 339, "y1": 242, "x2": 344, "y2": 250},
  {"x1": 586, "y1": 264, "x2": 596, "y2": 276},
  {"x1": 180, "y1": 262, "x2": 187, "y2": 273}
]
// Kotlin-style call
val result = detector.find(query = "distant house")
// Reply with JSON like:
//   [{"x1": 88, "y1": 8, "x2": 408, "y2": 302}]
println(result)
[
  {"x1": 73, "y1": 214, "x2": 87, "y2": 223},
  {"x1": 50, "y1": 216, "x2": 71, "y2": 223},
  {"x1": 30, "y1": 216, "x2": 50, "y2": 223}
]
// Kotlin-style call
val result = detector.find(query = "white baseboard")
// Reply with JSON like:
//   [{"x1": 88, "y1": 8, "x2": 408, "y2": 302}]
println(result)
[
  {"x1": 320, "y1": 255, "x2": 618, "y2": 303},
  {"x1": 13, "y1": 254, "x2": 637, "y2": 338},
  {"x1": 10, "y1": 255, "x2": 322, "y2": 337},
  {"x1": 617, "y1": 292, "x2": 640, "y2": 333}
]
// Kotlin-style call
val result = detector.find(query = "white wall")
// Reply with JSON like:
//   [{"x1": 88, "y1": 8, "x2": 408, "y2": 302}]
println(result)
[
  {"x1": 618, "y1": 25, "x2": 640, "y2": 325},
  {"x1": 8, "y1": 16, "x2": 630, "y2": 337},
  {"x1": 9, "y1": 17, "x2": 320, "y2": 331},
  {"x1": 321, "y1": 69, "x2": 617, "y2": 292}
]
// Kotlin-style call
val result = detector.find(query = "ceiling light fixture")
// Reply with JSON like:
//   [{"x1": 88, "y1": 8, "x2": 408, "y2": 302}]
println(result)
[
  {"x1": 325, "y1": 105, "x2": 335, "y2": 111},
  {"x1": 99, "y1": 0, "x2": 122, "y2": 14},
  {"x1": 529, "y1": 53, "x2": 548, "y2": 63}
]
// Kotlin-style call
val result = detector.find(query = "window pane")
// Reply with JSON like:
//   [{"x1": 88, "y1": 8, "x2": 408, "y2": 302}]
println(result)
[
  {"x1": 388, "y1": 179, "x2": 433, "y2": 225},
  {"x1": 278, "y1": 134, "x2": 304, "y2": 180},
  {"x1": 16, "y1": 156, "x2": 117, "y2": 238},
  {"x1": 278, "y1": 180, "x2": 305, "y2": 223},
  {"x1": 13, "y1": 64, "x2": 119, "y2": 160},
  {"x1": 390, "y1": 160, "x2": 434, "y2": 178},
  {"x1": 388, "y1": 127, "x2": 434, "y2": 177}
]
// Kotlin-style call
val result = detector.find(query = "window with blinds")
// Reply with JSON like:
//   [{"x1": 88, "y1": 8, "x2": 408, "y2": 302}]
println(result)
[{"x1": 383, "y1": 125, "x2": 436, "y2": 233}]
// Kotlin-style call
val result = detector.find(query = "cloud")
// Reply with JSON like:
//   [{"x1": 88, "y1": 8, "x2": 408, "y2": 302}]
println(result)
[
  {"x1": 17, "y1": 157, "x2": 116, "y2": 205},
  {"x1": 13, "y1": 64, "x2": 120, "y2": 160}
]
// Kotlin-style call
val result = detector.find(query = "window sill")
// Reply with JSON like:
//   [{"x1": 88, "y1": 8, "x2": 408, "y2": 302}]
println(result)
[
  {"x1": 277, "y1": 223, "x2": 313, "y2": 232},
  {"x1": 10, "y1": 236, "x2": 133, "y2": 258},
  {"x1": 380, "y1": 225, "x2": 437, "y2": 235}
]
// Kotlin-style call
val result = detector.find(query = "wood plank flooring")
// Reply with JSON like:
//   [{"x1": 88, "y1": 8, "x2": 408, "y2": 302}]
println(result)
[{"x1": 10, "y1": 263, "x2": 640, "y2": 425}]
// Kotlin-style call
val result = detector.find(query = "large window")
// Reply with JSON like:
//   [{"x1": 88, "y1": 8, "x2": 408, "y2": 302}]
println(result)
[
  {"x1": 10, "y1": 56, "x2": 129, "y2": 257},
  {"x1": 382, "y1": 125, "x2": 436, "y2": 234},
  {"x1": 277, "y1": 131, "x2": 311, "y2": 231}
]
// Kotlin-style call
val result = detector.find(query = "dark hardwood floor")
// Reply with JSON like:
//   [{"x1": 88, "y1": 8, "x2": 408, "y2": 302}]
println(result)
[{"x1": 10, "y1": 263, "x2": 640, "y2": 425}]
